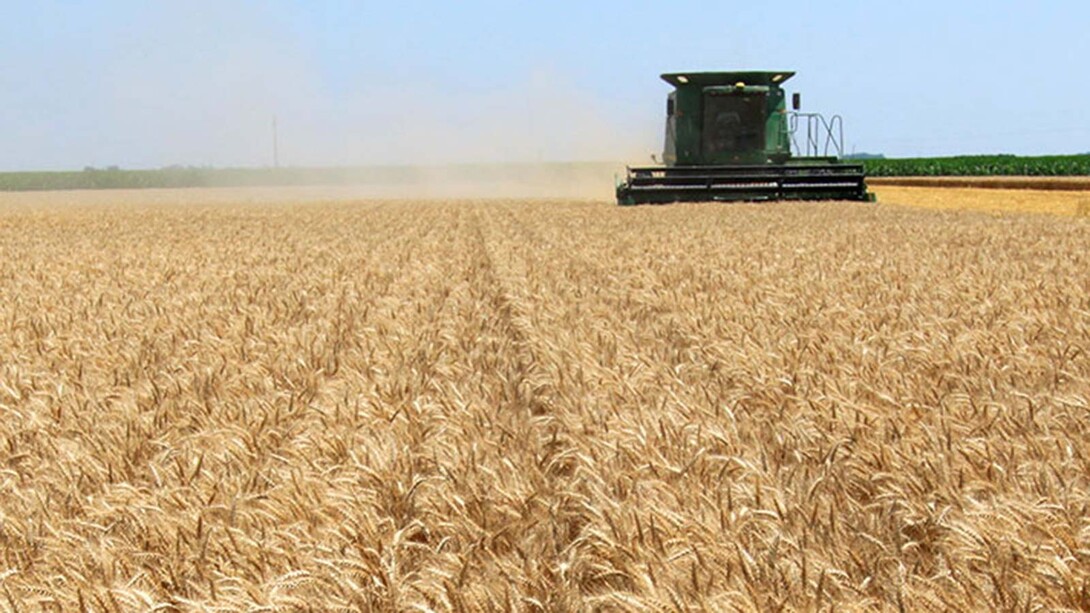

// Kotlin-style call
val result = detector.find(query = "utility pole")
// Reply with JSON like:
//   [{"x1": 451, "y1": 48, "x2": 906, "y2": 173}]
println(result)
[{"x1": 272, "y1": 115, "x2": 280, "y2": 168}]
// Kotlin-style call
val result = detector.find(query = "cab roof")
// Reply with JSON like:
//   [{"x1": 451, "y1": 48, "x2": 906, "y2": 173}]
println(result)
[{"x1": 660, "y1": 71, "x2": 795, "y2": 88}]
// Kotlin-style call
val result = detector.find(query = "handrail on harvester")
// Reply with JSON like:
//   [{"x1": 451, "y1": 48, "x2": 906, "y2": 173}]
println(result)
[{"x1": 788, "y1": 112, "x2": 845, "y2": 158}]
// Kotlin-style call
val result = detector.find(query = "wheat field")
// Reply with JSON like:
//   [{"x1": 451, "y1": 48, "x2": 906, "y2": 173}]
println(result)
[
  {"x1": 0, "y1": 190, "x2": 1088, "y2": 611},
  {"x1": 871, "y1": 185, "x2": 1090, "y2": 217}
]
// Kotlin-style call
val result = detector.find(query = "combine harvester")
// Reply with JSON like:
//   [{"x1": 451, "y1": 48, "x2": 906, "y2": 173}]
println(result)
[{"x1": 616, "y1": 71, "x2": 873, "y2": 205}]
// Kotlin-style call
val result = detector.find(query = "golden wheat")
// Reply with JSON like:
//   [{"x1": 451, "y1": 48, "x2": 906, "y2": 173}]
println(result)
[
  {"x1": 872, "y1": 184, "x2": 1090, "y2": 216},
  {"x1": 0, "y1": 190, "x2": 1087, "y2": 610}
]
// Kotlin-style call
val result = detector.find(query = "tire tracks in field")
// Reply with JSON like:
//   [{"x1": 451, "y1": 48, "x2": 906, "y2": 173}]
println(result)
[
  {"x1": 489, "y1": 204, "x2": 839, "y2": 603},
  {"x1": 320, "y1": 206, "x2": 477, "y2": 608},
  {"x1": 468, "y1": 207, "x2": 604, "y2": 606}
]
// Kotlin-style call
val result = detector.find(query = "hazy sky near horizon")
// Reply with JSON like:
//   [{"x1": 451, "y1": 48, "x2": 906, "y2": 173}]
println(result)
[{"x1": 2, "y1": 1, "x2": 1087, "y2": 170}]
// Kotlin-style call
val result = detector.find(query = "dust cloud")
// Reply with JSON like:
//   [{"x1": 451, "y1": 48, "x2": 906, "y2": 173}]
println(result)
[{"x1": 11, "y1": 3, "x2": 662, "y2": 199}]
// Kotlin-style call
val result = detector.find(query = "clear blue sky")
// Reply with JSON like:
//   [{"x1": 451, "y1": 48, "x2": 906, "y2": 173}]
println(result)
[{"x1": 2, "y1": 1, "x2": 1087, "y2": 170}]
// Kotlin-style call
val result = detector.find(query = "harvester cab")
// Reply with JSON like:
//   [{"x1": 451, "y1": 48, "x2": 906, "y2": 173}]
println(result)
[{"x1": 616, "y1": 71, "x2": 872, "y2": 205}]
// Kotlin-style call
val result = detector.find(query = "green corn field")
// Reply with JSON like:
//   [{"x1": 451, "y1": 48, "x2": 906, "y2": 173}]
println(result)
[{"x1": 862, "y1": 153, "x2": 1090, "y2": 177}]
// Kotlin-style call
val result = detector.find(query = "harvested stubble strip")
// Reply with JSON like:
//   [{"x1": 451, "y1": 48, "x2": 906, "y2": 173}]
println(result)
[{"x1": 871, "y1": 184, "x2": 1090, "y2": 216}]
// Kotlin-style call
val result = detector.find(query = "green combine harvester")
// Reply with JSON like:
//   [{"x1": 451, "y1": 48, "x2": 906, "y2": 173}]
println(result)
[{"x1": 616, "y1": 71, "x2": 872, "y2": 205}]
